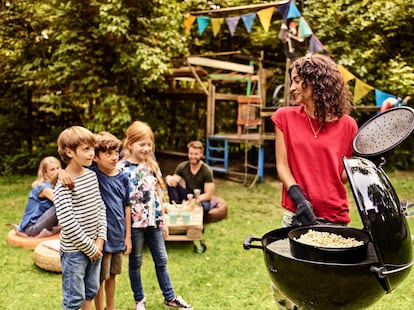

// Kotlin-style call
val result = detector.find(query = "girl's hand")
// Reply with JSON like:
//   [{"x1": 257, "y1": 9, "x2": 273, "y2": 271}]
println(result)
[{"x1": 162, "y1": 224, "x2": 169, "y2": 239}]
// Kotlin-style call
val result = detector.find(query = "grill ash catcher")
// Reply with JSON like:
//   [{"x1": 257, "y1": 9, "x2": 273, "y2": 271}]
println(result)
[{"x1": 244, "y1": 107, "x2": 414, "y2": 309}]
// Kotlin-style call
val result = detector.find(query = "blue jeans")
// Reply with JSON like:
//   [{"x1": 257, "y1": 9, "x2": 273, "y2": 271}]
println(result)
[
  {"x1": 129, "y1": 227, "x2": 175, "y2": 302},
  {"x1": 60, "y1": 251, "x2": 102, "y2": 310}
]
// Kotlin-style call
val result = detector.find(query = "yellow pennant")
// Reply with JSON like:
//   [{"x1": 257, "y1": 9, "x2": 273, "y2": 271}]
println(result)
[
  {"x1": 353, "y1": 78, "x2": 374, "y2": 103},
  {"x1": 211, "y1": 18, "x2": 224, "y2": 37},
  {"x1": 338, "y1": 64, "x2": 356, "y2": 83},
  {"x1": 184, "y1": 15, "x2": 196, "y2": 35},
  {"x1": 257, "y1": 7, "x2": 274, "y2": 33}
]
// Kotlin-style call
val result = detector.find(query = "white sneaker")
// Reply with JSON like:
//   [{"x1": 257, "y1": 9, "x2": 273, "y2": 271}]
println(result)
[{"x1": 135, "y1": 298, "x2": 146, "y2": 310}]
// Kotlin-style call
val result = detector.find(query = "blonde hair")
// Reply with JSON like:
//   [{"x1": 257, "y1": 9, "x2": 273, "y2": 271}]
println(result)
[
  {"x1": 32, "y1": 156, "x2": 62, "y2": 188},
  {"x1": 123, "y1": 121, "x2": 159, "y2": 175},
  {"x1": 57, "y1": 126, "x2": 96, "y2": 164}
]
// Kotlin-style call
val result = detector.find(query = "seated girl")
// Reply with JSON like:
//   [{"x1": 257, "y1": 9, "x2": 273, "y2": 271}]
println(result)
[{"x1": 13, "y1": 156, "x2": 62, "y2": 237}]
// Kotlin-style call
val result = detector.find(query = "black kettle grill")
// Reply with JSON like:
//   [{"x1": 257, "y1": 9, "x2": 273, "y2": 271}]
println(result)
[{"x1": 244, "y1": 107, "x2": 414, "y2": 309}]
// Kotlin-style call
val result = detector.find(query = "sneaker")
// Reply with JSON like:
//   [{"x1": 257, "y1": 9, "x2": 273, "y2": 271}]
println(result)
[
  {"x1": 135, "y1": 298, "x2": 146, "y2": 310},
  {"x1": 164, "y1": 296, "x2": 193, "y2": 309}
]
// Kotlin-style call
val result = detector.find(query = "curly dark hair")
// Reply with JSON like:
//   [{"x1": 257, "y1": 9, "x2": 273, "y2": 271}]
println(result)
[{"x1": 290, "y1": 53, "x2": 354, "y2": 124}]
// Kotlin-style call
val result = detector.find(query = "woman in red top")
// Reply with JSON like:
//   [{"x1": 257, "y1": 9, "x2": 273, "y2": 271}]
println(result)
[
  {"x1": 272, "y1": 53, "x2": 358, "y2": 227},
  {"x1": 271, "y1": 53, "x2": 358, "y2": 310}
]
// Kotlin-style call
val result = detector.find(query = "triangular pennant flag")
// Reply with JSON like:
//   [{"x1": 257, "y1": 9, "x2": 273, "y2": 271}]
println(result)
[
  {"x1": 309, "y1": 34, "x2": 324, "y2": 53},
  {"x1": 241, "y1": 13, "x2": 256, "y2": 33},
  {"x1": 375, "y1": 89, "x2": 396, "y2": 107},
  {"x1": 184, "y1": 15, "x2": 196, "y2": 35},
  {"x1": 353, "y1": 78, "x2": 374, "y2": 103},
  {"x1": 287, "y1": 1, "x2": 301, "y2": 19},
  {"x1": 211, "y1": 18, "x2": 224, "y2": 37},
  {"x1": 338, "y1": 64, "x2": 356, "y2": 83},
  {"x1": 226, "y1": 16, "x2": 240, "y2": 36},
  {"x1": 299, "y1": 17, "x2": 312, "y2": 38},
  {"x1": 257, "y1": 7, "x2": 274, "y2": 32},
  {"x1": 196, "y1": 16, "x2": 210, "y2": 35},
  {"x1": 276, "y1": 2, "x2": 290, "y2": 21}
]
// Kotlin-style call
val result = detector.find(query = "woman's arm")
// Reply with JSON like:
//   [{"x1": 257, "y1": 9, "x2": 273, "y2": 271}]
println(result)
[{"x1": 275, "y1": 127, "x2": 296, "y2": 188}]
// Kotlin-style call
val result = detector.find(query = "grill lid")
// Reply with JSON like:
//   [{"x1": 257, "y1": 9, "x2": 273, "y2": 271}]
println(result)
[
  {"x1": 353, "y1": 106, "x2": 414, "y2": 157},
  {"x1": 343, "y1": 156, "x2": 413, "y2": 292}
]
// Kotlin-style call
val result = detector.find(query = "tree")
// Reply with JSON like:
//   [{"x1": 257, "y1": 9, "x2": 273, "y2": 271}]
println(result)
[
  {"x1": 0, "y1": 0, "x2": 188, "y2": 173},
  {"x1": 302, "y1": 0, "x2": 414, "y2": 168}
]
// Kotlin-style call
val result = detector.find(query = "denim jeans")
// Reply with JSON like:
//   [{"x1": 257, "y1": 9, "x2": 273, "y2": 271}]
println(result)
[
  {"x1": 60, "y1": 251, "x2": 102, "y2": 310},
  {"x1": 129, "y1": 227, "x2": 175, "y2": 302}
]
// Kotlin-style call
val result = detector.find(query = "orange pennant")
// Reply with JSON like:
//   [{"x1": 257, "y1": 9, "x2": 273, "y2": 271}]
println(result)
[
  {"x1": 184, "y1": 15, "x2": 196, "y2": 35},
  {"x1": 353, "y1": 78, "x2": 374, "y2": 103},
  {"x1": 257, "y1": 7, "x2": 274, "y2": 33},
  {"x1": 338, "y1": 64, "x2": 356, "y2": 83}
]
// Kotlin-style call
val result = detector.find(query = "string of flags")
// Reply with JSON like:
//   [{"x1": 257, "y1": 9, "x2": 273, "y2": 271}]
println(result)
[{"x1": 184, "y1": 1, "x2": 400, "y2": 108}]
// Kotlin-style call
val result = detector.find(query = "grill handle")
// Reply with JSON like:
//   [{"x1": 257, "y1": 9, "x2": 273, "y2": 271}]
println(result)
[
  {"x1": 370, "y1": 261, "x2": 414, "y2": 278},
  {"x1": 243, "y1": 236, "x2": 263, "y2": 250}
]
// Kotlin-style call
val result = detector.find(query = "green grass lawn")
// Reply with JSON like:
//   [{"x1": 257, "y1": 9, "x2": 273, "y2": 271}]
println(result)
[{"x1": 1, "y1": 172, "x2": 413, "y2": 310}]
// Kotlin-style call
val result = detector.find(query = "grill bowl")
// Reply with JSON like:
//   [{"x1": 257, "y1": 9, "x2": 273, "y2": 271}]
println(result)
[{"x1": 288, "y1": 225, "x2": 370, "y2": 264}]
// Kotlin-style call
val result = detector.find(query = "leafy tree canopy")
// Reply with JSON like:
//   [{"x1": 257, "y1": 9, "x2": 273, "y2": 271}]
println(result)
[{"x1": 0, "y1": 0, "x2": 413, "y2": 174}]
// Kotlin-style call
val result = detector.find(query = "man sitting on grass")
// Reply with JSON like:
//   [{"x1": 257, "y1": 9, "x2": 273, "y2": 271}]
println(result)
[{"x1": 165, "y1": 140, "x2": 227, "y2": 223}]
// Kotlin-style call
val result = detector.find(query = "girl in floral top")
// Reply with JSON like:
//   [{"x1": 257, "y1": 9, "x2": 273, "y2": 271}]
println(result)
[{"x1": 117, "y1": 121, "x2": 192, "y2": 310}]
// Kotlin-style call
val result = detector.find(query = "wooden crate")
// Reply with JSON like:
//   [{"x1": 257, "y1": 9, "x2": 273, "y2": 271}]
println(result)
[{"x1": 164, "y1": 204, "x2": 203, "y2": 241}]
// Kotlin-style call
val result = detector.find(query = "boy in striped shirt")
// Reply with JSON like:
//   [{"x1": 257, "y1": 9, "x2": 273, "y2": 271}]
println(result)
[{"x1": 54, "y1": 126, "x2": 107, "y2": 310}]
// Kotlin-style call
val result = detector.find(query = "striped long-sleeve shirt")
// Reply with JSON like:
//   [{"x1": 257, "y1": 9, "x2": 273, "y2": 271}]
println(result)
[{"x1": 54, "y1": 169, "x2": 107, "y2": 258}]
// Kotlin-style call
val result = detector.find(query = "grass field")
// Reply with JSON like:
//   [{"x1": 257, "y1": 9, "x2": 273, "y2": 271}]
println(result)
[{"x1": 1, "y1": 171, "x2": 413, "y2": 310}]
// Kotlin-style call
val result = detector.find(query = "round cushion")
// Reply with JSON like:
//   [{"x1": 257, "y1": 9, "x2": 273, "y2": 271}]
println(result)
[
  {"x1": 7, "y1": 229, "x2": 60, "y2": 250},
  {"x1": 33, "y1": 239, "x2": 61, "y2": 273},
  {"x1": 206, "y1": 196, "x2": 228, "y2": 223}
]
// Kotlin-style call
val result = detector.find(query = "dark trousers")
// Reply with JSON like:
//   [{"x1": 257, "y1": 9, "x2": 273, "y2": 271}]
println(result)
[{"x1": 167, "y1": 184, "x2": 212, "y2": 217}]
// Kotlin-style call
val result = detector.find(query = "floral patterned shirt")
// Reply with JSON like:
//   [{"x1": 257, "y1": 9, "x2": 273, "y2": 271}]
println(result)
[{"x1": 117, "y1": 160, "x2": 163, "y2": 228}]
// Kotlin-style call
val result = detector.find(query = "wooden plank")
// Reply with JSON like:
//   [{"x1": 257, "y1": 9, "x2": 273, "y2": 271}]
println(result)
[
  {"x1": 214, "y1": 93, "x2": 240, "y2": 101},
  {"x1": 187, "y1": 56, "x2": 254, "y2": 74},
  {"x1": 209, "y1": 74, "x2": 259, "y2": 82}
]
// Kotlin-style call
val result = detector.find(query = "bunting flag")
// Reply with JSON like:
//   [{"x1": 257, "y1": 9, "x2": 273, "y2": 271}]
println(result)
[
  {"x1": 241, "y1": 13, "x2": 256, "y2": 33},
  {"x1": 197, "y1": 16, "x2": 210, "y2": 35},
  {"x1": 276, "y1": 2, "x2": 290, "y2": 21},
  {"x1": 211, "y1": 18, "x2": 224, "y2": 37},
  {"x1": 226, "y1": 16, "x2": 240, "y2": 36},
  {"x1": 338, "y1": 64, "x2": 356, "y2": 83},
  {"x1": 375, "y1": 89, "x2": 396, "y2": 107},
  {"x1": 257, "y1": 7, "x2": 274, "y2": 32},
  {"x1": 185, "y1": 4, "x2": 398, "y2": 107},
  {"x1": 287, "y1": 1, "x2": 301, "y2": 19},
  {"x1": 354, "y1": 78, "x2": 374, "y2": 103},
  {"x1": 299, "y1": 17, "x2": 312, "y2": 38},
  {"x1": 309, "y1": 34, "x2": 324, "y2": 53},
  {"x1": 184, "y1": 15, "x2": 196, "y2": 35}
]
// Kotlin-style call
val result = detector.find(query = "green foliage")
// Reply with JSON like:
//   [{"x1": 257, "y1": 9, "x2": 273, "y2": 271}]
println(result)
[
  {"x1": 303, "y1": 0, "x2": 414, "y2": 97},
  {"x1": 0, "y1": 0, "x2": 413, "y2": 172},
  {"x1": 303, "y1": 0, "x2": 414, "y2": 168}
]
